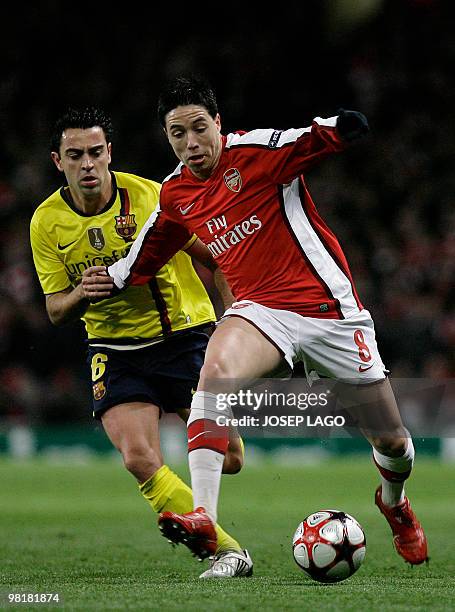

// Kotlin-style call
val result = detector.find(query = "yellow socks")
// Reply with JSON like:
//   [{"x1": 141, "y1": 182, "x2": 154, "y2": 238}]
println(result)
[
  {"x1": 139, "y1": 464, "x2": 241, "y2": 554},
  {"x1": 140, "y1": 464, "x2": 192, "y2": 514}
]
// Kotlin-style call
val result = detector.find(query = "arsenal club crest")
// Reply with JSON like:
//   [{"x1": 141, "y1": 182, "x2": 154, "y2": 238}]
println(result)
[
  {"x1": 223, "y1": 168, "x2": 242, "y2": 193},
  {"x1": 87, "y1": 227, "x2": 105, "y2": 251},
  {"x1": 114, "y1": 214, "x2": 137, "y2": 240}
]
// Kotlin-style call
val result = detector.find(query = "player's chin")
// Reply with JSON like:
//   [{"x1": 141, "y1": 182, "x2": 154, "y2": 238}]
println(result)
[
  {"x1": 80, "y1": 181, "x2": 100, "y2": 192},
  {"x1": 187, "y1": 159, "x2": 210, "y2": 179}
]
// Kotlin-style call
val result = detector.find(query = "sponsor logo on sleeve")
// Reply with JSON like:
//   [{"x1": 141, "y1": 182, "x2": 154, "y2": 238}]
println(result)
[{"x1": 268, "y1": 130, "x2": 282, "y2": 148}]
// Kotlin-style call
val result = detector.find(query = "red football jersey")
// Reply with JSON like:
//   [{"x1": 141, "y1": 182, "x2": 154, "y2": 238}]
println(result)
[{"x1": 109, "y1": 116, "x2": 363, "y2": 319}]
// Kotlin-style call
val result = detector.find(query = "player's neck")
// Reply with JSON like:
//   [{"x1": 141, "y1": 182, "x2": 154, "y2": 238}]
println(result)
[{"x1": 69, "y1": 177, "x2": 113, "y2": 215}]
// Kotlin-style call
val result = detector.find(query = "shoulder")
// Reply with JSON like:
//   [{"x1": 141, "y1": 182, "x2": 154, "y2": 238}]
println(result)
[
  {"x1": 113, "y1": 171, "x2": 161, "y2": 196},
  {"x1": 162, "y1": 162, "x2": 185, "y2": 187},
  {"x1": 30, "y1": 187, "x2": 65, "y2": 229},
  {"x1": 159, "y1": 163, "x2": 186, "y2": 205}
]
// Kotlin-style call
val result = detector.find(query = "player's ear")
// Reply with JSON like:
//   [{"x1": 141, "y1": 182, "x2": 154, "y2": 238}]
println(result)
[
  {"x1": 107, "y1": 142, "x2": 112, "y2": 164},
  {"x1": 51, "y1": 151, "x2": 64, "y2": 172},
  {"x1": 215, "y1": 113, "x2": 221, "y2": 132}
]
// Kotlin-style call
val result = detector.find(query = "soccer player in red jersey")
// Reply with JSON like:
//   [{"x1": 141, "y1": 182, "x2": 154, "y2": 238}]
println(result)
[{"x1": 83, "y1": 76, "x2": 428, "y2": 568}]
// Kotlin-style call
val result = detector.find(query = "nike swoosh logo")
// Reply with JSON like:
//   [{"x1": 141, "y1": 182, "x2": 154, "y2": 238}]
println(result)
[
  {"x1": 57, "y1": 240, "x2": 77, "y2": 250},
  {"x1": 179, "y1": 202, "x2": 195, "y2": 215},
  {"x1": 358, "y1": 363, "x2": 374, "y2": 372},
  {"x1": 188, "y1": 430, "x2": 211, "y2": 444}
]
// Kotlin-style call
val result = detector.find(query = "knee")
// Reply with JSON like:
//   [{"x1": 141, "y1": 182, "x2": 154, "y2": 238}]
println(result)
[
  {"x1": 122, "y1": 445, "x2": 162, "y2": 481},
  {"x1": 199, "y1": 359, "x2": 232, "y2": 386},
  {"x1": 371, "y1": 435, "x2": 408, "y2": 457}
]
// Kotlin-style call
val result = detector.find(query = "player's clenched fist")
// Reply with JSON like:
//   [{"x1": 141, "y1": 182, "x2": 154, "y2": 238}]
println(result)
[{"x1": 82, "y1": 266, "x2": 114, "y2": 301}]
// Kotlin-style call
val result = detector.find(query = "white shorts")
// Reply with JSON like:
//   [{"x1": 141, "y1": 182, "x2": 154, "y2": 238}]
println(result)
[{"x1": 222, "y1": 300, "x2": 388, "y2": 384}]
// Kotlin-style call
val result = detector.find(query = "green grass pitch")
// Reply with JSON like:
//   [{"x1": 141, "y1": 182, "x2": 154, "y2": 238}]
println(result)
[{"x1": 1, "y1": 453, "x2": 454, "y2": 611}]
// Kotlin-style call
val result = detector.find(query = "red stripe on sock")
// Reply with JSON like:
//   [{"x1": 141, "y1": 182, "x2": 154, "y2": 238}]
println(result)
[
  {"x1": 188, "y1": 418, "x2": 229, "y2": 455},
  {"x1": 373, "y1": 456, "x2": 411, "y2": 483}
]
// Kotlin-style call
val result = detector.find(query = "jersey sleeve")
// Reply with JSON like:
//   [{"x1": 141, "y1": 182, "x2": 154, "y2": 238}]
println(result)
[
  {"x1": 107, "y1": 203, "x2": 193, "y2": 289},
  {"x1": 30, "y1": 214, "x2": 72, "y2": 294},
  {"x1": 236, "y1": 116, "x2": 346, "y2": 185},
  {"x1": 182, "y1": 234, "x2": 198, "y2": 250}
]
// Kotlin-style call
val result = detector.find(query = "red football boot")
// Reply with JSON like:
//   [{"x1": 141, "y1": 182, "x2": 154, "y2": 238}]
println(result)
[
  {"x1": 158, "y1": 507, "x2": 217, "y2": 560},
  {"x1": 375, "y1": 486, "x2": 428, "y2": 565}
]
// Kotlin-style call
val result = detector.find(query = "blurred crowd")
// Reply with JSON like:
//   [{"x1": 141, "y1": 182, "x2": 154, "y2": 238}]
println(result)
[{"x1": 0, "y1": 0, "x2": 453, "y2": 425}]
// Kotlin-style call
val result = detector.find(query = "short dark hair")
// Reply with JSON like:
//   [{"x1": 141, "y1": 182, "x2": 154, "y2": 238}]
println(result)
[
  {"x1": 157, "y1": 76, "x2": 218, "y2": 127},
  {"x1": 50, "y1": 107, "x2": 113, "y2": 153}
]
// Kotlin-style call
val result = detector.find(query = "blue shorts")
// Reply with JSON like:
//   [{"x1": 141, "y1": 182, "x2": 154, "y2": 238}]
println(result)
[{"x1": 87, "y1": 331, "x2": 209, "y2": 419}]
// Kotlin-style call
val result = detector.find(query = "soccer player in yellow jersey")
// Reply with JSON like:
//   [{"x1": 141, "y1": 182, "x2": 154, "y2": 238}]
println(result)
[{"x1": 29, "y1": 107, "x2": 253, "y2": 578}]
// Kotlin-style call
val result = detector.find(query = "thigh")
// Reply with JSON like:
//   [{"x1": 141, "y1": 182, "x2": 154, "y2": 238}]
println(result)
[
  {"x1": 203, "y1": 315, "x2": 284, "y2": 382},
  {"x1": 101, "y1": 401, "x2": 162, "y2": 456},
  {"x1": 222, "y1": 301, "x2": 299, "y2": 370}
]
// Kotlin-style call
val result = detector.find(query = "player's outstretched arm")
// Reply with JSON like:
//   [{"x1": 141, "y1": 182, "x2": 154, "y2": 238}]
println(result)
[{"x1": 107, "y1": 207, "x2": 194, "y2": 290}]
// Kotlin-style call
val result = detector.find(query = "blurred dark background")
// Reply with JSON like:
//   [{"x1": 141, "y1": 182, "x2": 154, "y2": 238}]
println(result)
[{"x1": 0, "y1": 0, "x2": 453, "y2": 427}]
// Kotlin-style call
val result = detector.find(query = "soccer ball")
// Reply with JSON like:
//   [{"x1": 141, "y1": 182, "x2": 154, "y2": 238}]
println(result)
[{"x1": 292, "y1": 510, "x2": 366, "y2": 583}]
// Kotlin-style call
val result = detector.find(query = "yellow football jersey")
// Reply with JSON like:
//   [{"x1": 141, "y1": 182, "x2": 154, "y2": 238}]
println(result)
[{"x1": 30, "y1": 171, "x2": 215, "y2": 342}]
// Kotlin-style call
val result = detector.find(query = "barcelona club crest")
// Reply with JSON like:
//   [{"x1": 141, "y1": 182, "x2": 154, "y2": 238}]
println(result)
[
  {"x1": 115, "y1": 214, "x2": 137, "y2": 240},
  {"x1": 87, "y1": 227, "x2": 105, "y2": 251},
  {"x1": 223, "y1": 168, "x2": 242, "y2": 193},
  {"x1": 92, "y1": 381, "x2": 106, "y2": 401}
]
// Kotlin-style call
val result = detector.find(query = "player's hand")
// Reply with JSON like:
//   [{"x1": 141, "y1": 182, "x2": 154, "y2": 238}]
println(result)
[
  {"x1": 81, "y1": 266, "x2": 115, "y2": 302},
  {"x1": 336, "y1": 109, "x2": 369, "y2": 142}
]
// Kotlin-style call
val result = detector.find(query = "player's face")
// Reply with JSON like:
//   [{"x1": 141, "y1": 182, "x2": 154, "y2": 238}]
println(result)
[
  {"x1": 164, "y1": 105, "x2": 222, "y2": 180},
  {"x1": 51, "y1": 127, "x2": 112, "y2": 200}
]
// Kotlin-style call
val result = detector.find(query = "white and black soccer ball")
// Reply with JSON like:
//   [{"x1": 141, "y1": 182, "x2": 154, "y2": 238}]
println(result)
[{"x1": 292, "y1": 510, "x2": 366, "y2": 583}]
